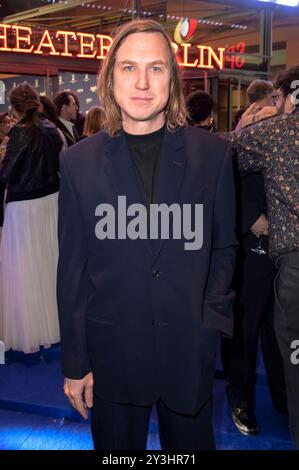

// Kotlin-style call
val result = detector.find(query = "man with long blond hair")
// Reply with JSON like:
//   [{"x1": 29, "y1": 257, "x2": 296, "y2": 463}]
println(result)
[{"x1": 57, "y1": 19, "x2": 236, "y2": 450}]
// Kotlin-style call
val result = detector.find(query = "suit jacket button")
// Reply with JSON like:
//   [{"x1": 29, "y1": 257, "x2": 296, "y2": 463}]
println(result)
[{"x1": 152, "y1": 270, "x2": 160, "y2": 278}]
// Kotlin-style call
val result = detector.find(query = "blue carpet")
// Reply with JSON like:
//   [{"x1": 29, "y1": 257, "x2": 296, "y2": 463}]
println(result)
[
  {"x1": 0, "y1": 347, "x2": 295, "y2": 450},
  {"x1": 0, "y1": 410, "x2": 93, "y2": 450},
  {"x1": 0, "y1": 357, "x2": 80, "y2": 421}
]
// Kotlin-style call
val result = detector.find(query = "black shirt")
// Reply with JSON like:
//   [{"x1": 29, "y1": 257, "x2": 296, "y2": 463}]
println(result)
[{"x1": 124, "y1": 126, "x2": 165, "y2": 211}]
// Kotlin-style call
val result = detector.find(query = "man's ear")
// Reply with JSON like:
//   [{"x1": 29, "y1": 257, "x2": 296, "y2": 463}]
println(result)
[{"x1": 284, "y1": 93, "x2": 296, "y2": 114}]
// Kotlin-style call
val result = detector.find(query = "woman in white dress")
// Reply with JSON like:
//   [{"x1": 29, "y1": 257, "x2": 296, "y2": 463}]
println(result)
[{"x1": 0, "y1": 82, "x2": 63, "y2": 353}]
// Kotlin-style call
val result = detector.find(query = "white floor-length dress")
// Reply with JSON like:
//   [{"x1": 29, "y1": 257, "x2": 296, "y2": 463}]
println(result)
[{"x1": 0, "y1": 191, "x2": 60, "y2": 353}]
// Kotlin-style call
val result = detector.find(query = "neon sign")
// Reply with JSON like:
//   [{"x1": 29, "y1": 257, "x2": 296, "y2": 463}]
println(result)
[
  {"x1": 0, "y1": 24, "x2": 113, "y2": 60},
  {"x1": 0, "y1": 23, "x2": 246, "y2": 70}
]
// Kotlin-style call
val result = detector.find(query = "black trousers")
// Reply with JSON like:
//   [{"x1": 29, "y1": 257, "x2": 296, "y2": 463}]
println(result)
[
  {"x1": 91, "y1": 395, "x2": 215, "y2": 450},
  {"x1": 223, "y1": 234, "x2": 286, "y2": 412},
  {"x1": 274, "y1": 251, "x2": 299, "y2": 449}
]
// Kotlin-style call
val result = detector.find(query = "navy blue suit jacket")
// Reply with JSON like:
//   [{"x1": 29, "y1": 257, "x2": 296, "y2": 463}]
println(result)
[{"x1": 57, "y1": 126, "x2": 237, "y2": 414}]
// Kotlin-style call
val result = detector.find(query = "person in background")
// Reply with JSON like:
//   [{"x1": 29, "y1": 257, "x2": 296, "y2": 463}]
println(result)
[
  {"x1": 247, "y1": 79, "x2": 275, "y2": 108},
  {"x1": 223, "y1": 79, "x2": 287, "y2": 436},
  {"x1": 78, "y1": 106, "x2": 104, "y2": 140},
  {"x1": 69, "y1": 91, "x2": 85, "y2": 137},
  {"x1": 0, "y1": 82, "x2": 63, "y2": 355},
  {"x1": 0, "y1": 112, "x2": 11, "y2": 144},
  {"x1": 0, "y1": 112, "x2": 13, "y2": 231},
  {"x1": 0, "y1": 112, "x2": 16, "y2": 159},
  {"x1": 228, "y1": 65, "x2": 299, "y2": 449},
  {"x1": 39, "y1": 96, "x2": 58, "y2": 124},
  {"x1": 40, "y1": 95, "x2": 67, "y2": 150},
  {"x1": 54, "y1": 91, "x2": 78, "y2": 147},
  {"x1": 186, "y1": 90, "x2": 215, "y2": 131},
  {"x1": 235, "y1": 80, "x2": 276, "y2": 132}
]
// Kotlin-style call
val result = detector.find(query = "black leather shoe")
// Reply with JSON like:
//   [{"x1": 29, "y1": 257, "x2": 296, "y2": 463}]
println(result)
[{"x1": 231, "y1": 407, "x2": 260, "y2": 436}]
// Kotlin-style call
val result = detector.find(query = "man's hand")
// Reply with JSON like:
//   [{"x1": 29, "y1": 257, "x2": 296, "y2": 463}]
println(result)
[
  {"x1": 240, "y1": 103, "x2": 277, "y2": 129},
  {"x1": 254, "y1": 106, "x2": 278, "y2": 122},
  {"x1": 251, "y1": 213, "x2": 269, "y2": 237},
  {"x1": 240, "y1": 103, "x2": 261, "y2": 129},
  {"x1": 64, "y1": 372, "x2": 94, "y2": 419}
]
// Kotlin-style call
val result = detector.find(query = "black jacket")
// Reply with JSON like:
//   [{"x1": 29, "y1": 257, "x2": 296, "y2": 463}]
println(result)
[
  {"x1": 57, "y1": 127, "x2": 237, "y2": 414},
  {"x1": 240, "y1": 172, "x2": 267, "y2": 236},
  {"x1": 0, "y1": 118, "x2": 62, "y2": 197}
]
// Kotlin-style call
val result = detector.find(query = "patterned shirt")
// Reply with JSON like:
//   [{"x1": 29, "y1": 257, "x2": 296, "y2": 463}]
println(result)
[{"x1": 228, "y1": 109, "x2": 299, "y2": 257}]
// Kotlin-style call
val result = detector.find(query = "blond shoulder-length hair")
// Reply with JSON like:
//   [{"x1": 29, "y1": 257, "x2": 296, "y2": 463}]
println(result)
[
  {"x1": 83, "y1": 106, "x2": 105, "y2": 136},
  {"x1": 97, "y1": 19, "x2": 187, "y2": 136}
]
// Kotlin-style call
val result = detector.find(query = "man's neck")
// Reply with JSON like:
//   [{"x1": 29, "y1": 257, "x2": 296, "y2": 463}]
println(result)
[{"x1": 122, "y1": 115, "x2": 165, "y2": 135}]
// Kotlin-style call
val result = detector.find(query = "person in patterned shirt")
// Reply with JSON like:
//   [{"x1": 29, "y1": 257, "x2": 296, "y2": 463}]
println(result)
[{"x1": 228, "y1": 65, "x2": 299, "y2": 448}]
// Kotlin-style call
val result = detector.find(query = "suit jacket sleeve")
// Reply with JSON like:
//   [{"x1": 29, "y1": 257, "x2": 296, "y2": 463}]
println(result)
[
  {"x1": 57, "y1": 151, "x2": 91, "y2": 379},
  {"x1": 203, "y1": 142, "x2": 237, "y2": 336}
]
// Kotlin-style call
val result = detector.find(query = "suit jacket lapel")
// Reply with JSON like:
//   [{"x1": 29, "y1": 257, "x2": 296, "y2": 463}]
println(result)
[
  {"x1": 73, "y1": 126, "x2": 79, "y2": 142},
  {"x1": 104, "y1": 130, "x2": 152, "y2": 254},
  {"x1": 151, "y1": 127, "x2": 186, "y2": 265},
  {"x1": 104, "y1": 130, "x2": 144, "y2": 206},
  {"x1": 157, "y1": 127, "x2": 186, "y2": 205}
]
